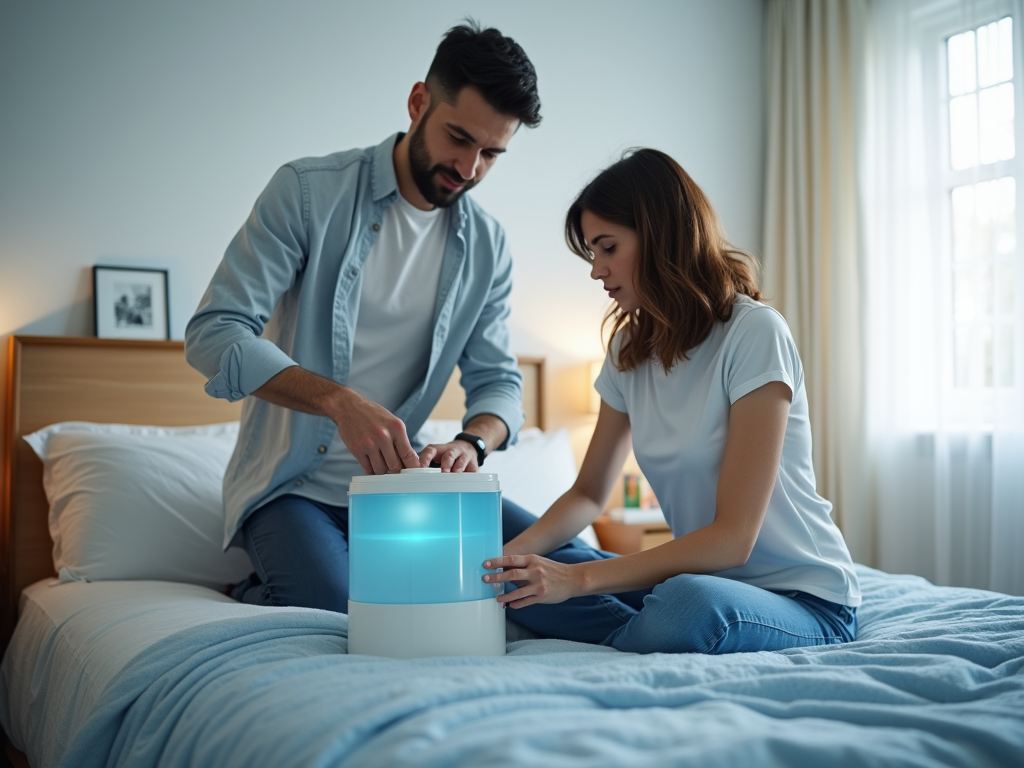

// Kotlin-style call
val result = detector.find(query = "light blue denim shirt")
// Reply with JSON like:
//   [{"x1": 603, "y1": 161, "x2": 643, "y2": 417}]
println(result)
[{"x1": 185, "y1": 134, "x2": 524, "y2": 549}]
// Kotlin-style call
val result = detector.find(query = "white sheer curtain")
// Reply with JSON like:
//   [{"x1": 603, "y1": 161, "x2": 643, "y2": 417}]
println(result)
[
  {"x1": 864, "y1": 0, "x2": 1024, "y2": 594},
  {"x1": 762, "y1": 0, "x2": 872, "y2": 564}
]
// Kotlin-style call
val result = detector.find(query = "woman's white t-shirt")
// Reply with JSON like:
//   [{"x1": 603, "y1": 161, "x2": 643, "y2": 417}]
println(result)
[{"x1": 595, "y1": 295, "x2": 861, "y2": 607}]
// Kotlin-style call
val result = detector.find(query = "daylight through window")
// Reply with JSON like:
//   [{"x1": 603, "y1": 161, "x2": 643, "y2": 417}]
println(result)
[{"x1": 946, "y1": 17, "x2": 1016, "y2": 388}]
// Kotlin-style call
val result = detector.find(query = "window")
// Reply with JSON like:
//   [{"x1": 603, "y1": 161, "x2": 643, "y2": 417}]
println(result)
[{"x1": 944, "y1": 17, "x2": 1017, "y2": 390}]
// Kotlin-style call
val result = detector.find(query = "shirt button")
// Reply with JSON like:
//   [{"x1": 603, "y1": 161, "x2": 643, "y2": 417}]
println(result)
[
  {"x1": 294, "y1": 479, "x2": 304, "y2": 487},
  {"x1": 317, "y1": 445, "x2": 327, "y2": 454},
  {"x1": 349, "y1": 267, "x2": 358, "y2": 277},
  {"x1": 372, "y1": 222, "x2": 381, "y2": 232}
]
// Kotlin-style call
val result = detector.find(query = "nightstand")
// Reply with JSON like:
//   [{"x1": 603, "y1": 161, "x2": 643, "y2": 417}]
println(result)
[{"x1": 591, "y1": 516, "x2": 673, "y2": 555}]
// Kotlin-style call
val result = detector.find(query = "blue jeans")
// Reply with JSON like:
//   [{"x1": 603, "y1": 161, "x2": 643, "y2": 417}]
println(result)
[{"x1": 233, "y1": 495, "x2": 857, "y2": 654}]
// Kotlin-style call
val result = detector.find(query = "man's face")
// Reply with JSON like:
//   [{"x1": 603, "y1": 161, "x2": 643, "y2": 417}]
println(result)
[{"x1": 407, "y1": 86, "x2": 520, "y2": 208}]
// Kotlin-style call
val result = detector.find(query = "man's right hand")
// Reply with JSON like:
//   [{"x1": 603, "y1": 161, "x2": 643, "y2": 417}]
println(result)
[
  {"x1": 331, "y1": 387, "x2": 420, "y2": 475},
  {"x1": 252, "y1": 366, "x2": 420, "y2": 475}
]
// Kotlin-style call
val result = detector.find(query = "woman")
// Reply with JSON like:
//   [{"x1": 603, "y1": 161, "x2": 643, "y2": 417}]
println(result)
[{"x1": 485, "y1": 149, "x2": 861, "y2": 654}]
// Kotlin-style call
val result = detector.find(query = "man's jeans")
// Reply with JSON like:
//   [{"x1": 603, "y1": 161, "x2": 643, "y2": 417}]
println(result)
[{"x1": 233, "y1": 494, "x2": 857, "y2": 654}]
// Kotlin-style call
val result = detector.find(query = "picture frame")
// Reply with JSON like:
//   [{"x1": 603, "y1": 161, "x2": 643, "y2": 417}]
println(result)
[{"x1": 93, "y1": 266, "x2": 170, "y2": 340}]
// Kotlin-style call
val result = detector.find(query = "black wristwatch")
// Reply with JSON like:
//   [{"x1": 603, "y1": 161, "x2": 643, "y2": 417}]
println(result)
[{"x1": 454, "y1": 431, "x2": 487, "y2": 467}]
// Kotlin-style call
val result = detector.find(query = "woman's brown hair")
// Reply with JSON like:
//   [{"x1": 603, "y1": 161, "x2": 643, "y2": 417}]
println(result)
[{"x1": 565, "y1": 148, "x2": 761, "y2": 372}]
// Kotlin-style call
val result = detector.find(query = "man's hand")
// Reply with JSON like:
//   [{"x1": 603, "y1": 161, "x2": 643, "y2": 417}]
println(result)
[
  {"x1": 418, "y1": 440, "x2": 480, "y2": 473},
  {"x1": 417, "y1": 414, "x2": 508, "y2": 473},
  {"x1": 333, "y1": 388, "x2": 420, "y2": 475},
  {"x1": 252, "y1": 366, "x2": 419, "y2": 475}
]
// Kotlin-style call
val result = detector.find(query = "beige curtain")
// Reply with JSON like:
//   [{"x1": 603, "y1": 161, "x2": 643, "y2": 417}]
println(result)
[{"x1": 761, "y1": 0, "x2": 872, "y2": 564}]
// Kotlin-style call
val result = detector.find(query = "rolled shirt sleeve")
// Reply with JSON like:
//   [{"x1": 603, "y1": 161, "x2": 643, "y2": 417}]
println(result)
[
  {"x1": 185, "y1": 165, "x2": 307, "y2": 401},
  {"x1": 203, "y1": 338, "x2": 297, "y2": 402}
]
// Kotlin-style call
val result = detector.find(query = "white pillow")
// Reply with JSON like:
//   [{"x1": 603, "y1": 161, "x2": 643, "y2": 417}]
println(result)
[
  {"x1": 415, "y1": 421, "x2": 599, "y2": 549},
  {"x1": 24, "y1": 421, "x2": 253, "y2": 588},
  {"x1": 413, "y1": 419, "x2": 464, "y2": 448},
  {"x1": 483, "y1": 428, "x2": 575, "y2": 511}
]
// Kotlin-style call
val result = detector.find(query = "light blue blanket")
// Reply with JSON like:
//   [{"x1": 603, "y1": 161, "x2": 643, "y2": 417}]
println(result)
[{"x1": 56, "y1": 567, "x2": 1024, "y2": 767}]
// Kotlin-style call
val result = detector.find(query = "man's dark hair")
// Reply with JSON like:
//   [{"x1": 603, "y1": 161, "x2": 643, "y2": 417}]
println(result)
[{"x1": 426, "y1": 20, "x2": 541, "y2": 128}]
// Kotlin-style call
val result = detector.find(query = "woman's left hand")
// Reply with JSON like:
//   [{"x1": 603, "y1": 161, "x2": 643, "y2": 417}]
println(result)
[{"x1": 482, "y1": 554, "x2": 581, "y2": 608}]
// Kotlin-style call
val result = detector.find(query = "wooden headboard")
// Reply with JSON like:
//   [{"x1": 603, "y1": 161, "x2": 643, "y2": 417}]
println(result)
[{"x1": 1, "y1": 335, "x2": 544, "y2": 649}]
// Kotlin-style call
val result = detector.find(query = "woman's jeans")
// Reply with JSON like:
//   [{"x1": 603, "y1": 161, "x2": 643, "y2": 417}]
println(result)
[{"x1": 233, "y1": 494, "x2": 857, "y2": 655}]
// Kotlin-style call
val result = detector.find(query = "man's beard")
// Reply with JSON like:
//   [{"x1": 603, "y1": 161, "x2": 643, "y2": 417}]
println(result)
[{"x1": 407, "y1": 121, "x2": 477, "y2": 208}]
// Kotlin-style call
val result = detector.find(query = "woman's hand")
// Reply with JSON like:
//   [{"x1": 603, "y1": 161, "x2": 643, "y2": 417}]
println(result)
[{"x1": 482, "y1": 554, "x2": 582, "y2": 608}]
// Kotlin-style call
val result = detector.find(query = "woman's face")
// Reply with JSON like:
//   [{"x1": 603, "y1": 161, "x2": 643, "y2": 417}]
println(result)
[{"x1": 581, "y1": 210, "x2": 640, "y2": 313}]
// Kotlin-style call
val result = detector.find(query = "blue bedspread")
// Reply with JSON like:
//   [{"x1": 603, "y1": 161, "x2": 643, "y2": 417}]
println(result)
[{"x1": 56, "y1": 567, "x2": 1024, "y2": 767}]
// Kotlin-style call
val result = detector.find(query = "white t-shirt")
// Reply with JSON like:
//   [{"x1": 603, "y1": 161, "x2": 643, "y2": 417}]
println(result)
[
  {"x1": 300, "y1": 193, "x2": 448, "y2": 504},
  {"x1": 595, "y1": 295, "x2": 861, "y2": 606}
]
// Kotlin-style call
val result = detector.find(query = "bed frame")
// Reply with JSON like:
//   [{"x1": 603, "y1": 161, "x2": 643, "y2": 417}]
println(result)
[{"x1": 1, "y1": 335, "x2": 544, "y2": 656}]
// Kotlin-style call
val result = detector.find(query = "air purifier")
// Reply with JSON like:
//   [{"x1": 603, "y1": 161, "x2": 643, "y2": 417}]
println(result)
[{"x1": 347, "y1": 467, "x2": 505, "y2": 658}]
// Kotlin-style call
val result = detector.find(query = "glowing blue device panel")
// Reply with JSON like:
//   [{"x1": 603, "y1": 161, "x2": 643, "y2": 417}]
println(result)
[{"x1": 349, "y1": 491, "x2": 502, "y2": 605}]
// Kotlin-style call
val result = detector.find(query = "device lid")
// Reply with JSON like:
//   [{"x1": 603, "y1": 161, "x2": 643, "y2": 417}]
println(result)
[{"x1": 348, "y1": 467, "x2": 501, "y2": 495}]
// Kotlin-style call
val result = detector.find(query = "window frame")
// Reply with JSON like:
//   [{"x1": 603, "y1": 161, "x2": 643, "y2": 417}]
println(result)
[{"x1": 917, "y1": 0, "x2": 1024, "y2": 425}]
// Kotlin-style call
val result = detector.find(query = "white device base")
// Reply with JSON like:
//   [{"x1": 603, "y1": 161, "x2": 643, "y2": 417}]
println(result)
[{"x1": 348, "y1": 598, "x2": 506, "y2": 658}]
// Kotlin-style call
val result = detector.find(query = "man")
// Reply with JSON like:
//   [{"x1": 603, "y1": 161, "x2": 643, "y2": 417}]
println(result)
[{"x1": 185, "y1": 22, "x2": 542, "y2": 610}]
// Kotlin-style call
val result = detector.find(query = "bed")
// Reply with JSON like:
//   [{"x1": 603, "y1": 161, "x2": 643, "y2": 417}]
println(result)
[{"x1": 2, "y1": 336, "x2": 1023, "y2": 768}]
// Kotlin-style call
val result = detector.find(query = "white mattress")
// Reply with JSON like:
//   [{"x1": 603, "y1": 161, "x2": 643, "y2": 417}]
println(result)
[
  {"x1": 0, "y1": 579, "x2": 281, "y2": 767},
  {"x1": 0, "y1": 578, "x2": 539, "y2": 768}
]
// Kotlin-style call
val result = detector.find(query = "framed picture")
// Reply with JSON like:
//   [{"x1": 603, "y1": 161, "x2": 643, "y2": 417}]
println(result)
[{"x1": 93, "y1": 266, "x2": 170, "y2": 340}]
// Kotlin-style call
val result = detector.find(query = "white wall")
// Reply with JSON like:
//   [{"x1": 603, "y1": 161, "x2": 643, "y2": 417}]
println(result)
[{"x1": 0, "y1": 0, "x2": 765, "y2": 457}]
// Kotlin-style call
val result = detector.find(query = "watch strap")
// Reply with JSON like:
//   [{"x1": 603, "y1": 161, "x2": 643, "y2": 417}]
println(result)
[{"x1": 454, "y1": 431, "x2": 487, "y2": 467}]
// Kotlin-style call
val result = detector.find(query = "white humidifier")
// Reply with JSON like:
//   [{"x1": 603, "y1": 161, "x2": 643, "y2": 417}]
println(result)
[{"x1": 347, "y1": 468, "x2": 505, "y2": 658}]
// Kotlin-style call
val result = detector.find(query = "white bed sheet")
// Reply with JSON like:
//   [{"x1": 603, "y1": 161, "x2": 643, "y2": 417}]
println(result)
[
  {"x1": 0, "y1": 579, "x2": 285, "y2": 767},
  {"x1": 0, "y1": 577, "x2": 537, "y2": 767}
]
